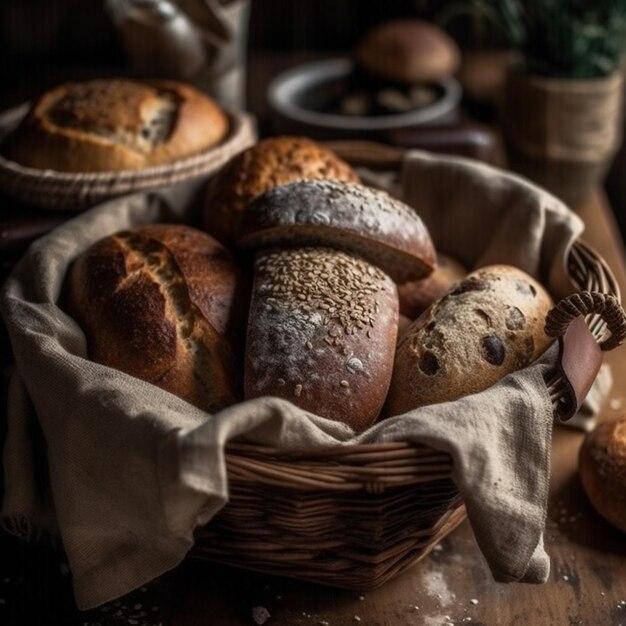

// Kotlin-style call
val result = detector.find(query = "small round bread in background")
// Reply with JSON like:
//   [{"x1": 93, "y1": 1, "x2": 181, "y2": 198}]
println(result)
[
  {"x1": 579, "y1": 417, "x2": 626, "y2": 533},
  {"x1": 203, "y1": 136, "x2": 359, "y2": 245},
  {"x1": 3, "y1": 79, "x2": 228, "y2": 172},
  {"x1": 355, "y1": 19, "x2": 460, "y2": 84},
  {"x1": 398, "y1": 253, "x2": 467, "y2": 319}
]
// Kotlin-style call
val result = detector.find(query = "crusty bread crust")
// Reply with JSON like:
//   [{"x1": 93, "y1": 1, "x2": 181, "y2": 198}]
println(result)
[
  {"x1": 67, "y1": 224, "x2": 244, "y2": 412},
  {"x1": 4, "y1": 79, "x2": 228, "y2": 172},
  {"x1": 398, "y1": 253, "x2": 467, "y2": 319},
  {"x1": 203, "y1": 136, "x2": 359, "y2": 245},
  {"x1": 356, "y1": 20, "x2": 460, "y2": 84},
  {"x1": 579, "y1": 418, "x2": 626, "y2": 533},
  {"x1": 387, "y1": 265, "x2": 554, "y2": 414},
  {"x1": 238, "y1": 179, "x2": 436, "y2": 283},
  {"x1": 245, "y1": 247, "x2": 398, "y2": 432}
]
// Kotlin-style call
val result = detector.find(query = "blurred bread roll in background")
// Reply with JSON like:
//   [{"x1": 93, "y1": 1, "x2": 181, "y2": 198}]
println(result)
[{"x1": 579, "y1": 417, "x2": 626, "y2": 533}]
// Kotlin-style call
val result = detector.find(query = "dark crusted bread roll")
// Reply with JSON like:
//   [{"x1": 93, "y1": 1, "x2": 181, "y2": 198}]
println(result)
[
  {"x1": 4, "y1": 79, "x2": 228, "y2": 172},
  {"x1": 203, "y1": 136, "x2": 359, "y2": 245},
  {"x1": 245, "y1": 247, "x2": 398, "y2": 432},
  {"x1": 238, "y1": 179, "x2": 436, "y2": 283},
  {"x1": 387, "y1": 265, "x2": 554, "y2": 414},
  {"x1": 66, "y1": 224, "x2": 245, "y2": 412},
  {"x1": 398, "y1": 253, "x2": 467, "y2": 319},
  {"x1": 238, "y1": 179, "x2": 436, "y2": 431}
]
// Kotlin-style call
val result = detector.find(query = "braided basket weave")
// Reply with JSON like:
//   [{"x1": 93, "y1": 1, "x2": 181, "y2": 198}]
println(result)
[{"x1": 191, "y1": 142, "x2": 626, "y2": 590}]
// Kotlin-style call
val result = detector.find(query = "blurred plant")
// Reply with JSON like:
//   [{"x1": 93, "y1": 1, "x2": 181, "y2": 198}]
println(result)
[{"x1": 436, "y1": 0, "x2": 626, "y2": 78}]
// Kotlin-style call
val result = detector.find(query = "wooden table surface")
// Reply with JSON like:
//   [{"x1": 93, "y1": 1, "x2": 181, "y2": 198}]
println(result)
[{"x1": 1, "y1": 190, "x2": 625, "y2": 626}]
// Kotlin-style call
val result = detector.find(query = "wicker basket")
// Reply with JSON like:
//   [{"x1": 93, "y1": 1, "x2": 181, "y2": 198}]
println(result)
[
  {"x1": 190, "y1": 142, "x2": 626, "y2": 590},
  {"x1": 0, "y1": 103, "x2": 255, "y2": 211}
]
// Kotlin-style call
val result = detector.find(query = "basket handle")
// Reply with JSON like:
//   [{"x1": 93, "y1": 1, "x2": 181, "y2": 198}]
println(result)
[
  {"x1": 545, "y1": 291, "x2": 626, "y2": 350},
  {"x1": 543, "y1": 290, "x2": 626, "y2": 420}
]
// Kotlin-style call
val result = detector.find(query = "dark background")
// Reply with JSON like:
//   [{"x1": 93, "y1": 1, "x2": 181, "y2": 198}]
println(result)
[{"x1": 0, "y1": 0, "x2": 625, "y2": 238}]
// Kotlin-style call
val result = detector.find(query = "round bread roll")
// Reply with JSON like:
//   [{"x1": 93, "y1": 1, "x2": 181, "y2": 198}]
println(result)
[
  {"x1": 4, "y1": 79, "x2": 228, "y2": 172},
  {"x1": 355, "y1": 20, "x2": 460, "y2": 84},
  {"x1": 398, "y1": 253, "x2": 467, "y2": 319},
  {"x1": 203, "y1": 136, "x2": 359, "y2": 245},
  {"x1": 387, "y1": 265, "x2": 554, "y2": 414},
  {"x1": 579, "y1": 417, "x2": 626, "y2": 533},
  {"x1": 66, "y1": 224, "x2": 245, "y2": 412},
  {"x1": 237, "y1": 179, "x2": 436, "y2": 283}
]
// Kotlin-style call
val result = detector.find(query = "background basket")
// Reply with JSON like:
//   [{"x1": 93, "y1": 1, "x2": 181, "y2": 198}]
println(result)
[
  {"x1": 0, "y1": 104, "x2": 256, "y2": 211},
  {"x1": 191, "y1": 142, "x2": 626, "y2": 590}
]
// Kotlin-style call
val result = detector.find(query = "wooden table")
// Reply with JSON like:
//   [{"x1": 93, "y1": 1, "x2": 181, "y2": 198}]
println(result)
[{"x1": 1, "y1": 190, "x2": 626, "y2": 626}]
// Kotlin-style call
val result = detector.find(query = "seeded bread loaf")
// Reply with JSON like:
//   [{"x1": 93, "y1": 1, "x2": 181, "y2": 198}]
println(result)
[
  {"x1": 246, "y1": 247, "x2": 398, "y2": 431},
  {"x1": 239, "y1": 180, "x2": 436, "y2": 431},
  {"x1": 204, "y1": 136, "x2": 359, "y2": 245},
  {"x1": 579, "y1": 417, "x2": 626, "y2": 533},
  {"x1": 4, "y1": 79, "x2": 228, "y2": 172},
  {"x1": 67, "y1": 224, "x2": 245, "y2": 412},
  {"x1": 387, "y1": 265, "x2": 554, "y2": 414},
  {"x1": 398, "y1": 253, "x2": 467, "y2": 319}
]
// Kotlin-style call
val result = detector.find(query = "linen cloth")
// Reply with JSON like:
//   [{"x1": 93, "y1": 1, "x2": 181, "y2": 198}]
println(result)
[{"x1": 1, "y1": 151, "x2": 596, "y2": 609}]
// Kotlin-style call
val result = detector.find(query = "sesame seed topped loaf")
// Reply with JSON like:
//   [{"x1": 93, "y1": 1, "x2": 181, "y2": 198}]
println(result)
[
  {"x1": 238, "y1": 178, "x2": 436, "y2": 431},
  {"x1": 66, "y1": 224, "x2": 245, "y2": 412},
  {"x1": 238, "y1": 179, "x2": 436, "y2": 283},
  {"x1": 245, "y1": 247, "x2": 398, "y2": 432},
  {"x1": 3, "y1": 79, "x2": 229, "y2": 172},
  {"x1": 204, "y1": 136, "x2": 359, "y2": 245},
  {"x1": 387, "y1": 265, "x2": 554, "y2": 415}
]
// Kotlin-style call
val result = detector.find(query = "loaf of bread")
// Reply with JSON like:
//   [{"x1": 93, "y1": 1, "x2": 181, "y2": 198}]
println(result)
[
  {"x1": 579, "y1": 417, "x2": 626, "y2": 533},
  {"x1": 4, "y1": 79, "x2": 228, "y2": 172},
  {"x1": 239, "y1": 180, "x2": 436, "y2": 431},
  {"x1": 398, "y1": 253, "x2": 467, "y2": 319},
  {"x1": 246, "y1": 247, "x2": 398, "y2": 431},
  {"x1": 238, "y1": 179, "x2": 436, "y2": 283},
  {"x1": 355, "y1": 20, "x2": 460, "y2": 84},
  {"x1": 387, "y1": 265, "x2": 554, "y2": 414},
  {"x1": 203, "y1": 136, "x2": 359, "y2": 245},
  {"x1": 66, "y1": 224, "x2": 244, "y2": 412}
]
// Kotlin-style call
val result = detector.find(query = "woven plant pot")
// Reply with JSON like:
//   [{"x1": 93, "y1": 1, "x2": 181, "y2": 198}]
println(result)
[
  {"x1": 504, "y1": 67, "x2": 625, "y2": 209},
  {"x1": 190, "y1": 142, "x2": 626, "y2": 590},
  {"x1": 0, "y1": 103, "x2": 256, "y2": 211}
]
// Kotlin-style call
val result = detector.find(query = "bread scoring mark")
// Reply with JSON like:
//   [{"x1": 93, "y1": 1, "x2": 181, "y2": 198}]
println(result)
[
  {"x1": 46, "y1": 80, "x2": 180, "y2": 154},
  {"x1": 115, "y1": 232, "x2": 230, "y2": 409}
]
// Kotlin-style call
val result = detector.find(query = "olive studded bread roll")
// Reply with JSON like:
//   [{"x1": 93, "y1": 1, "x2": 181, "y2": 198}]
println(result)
[
  {"x1": 387, "y1": 265, "x2": 554, "y2": 414},
  {"x1": 67, "y1": 224, "x2": 245, "y2": 412},
  {"x1": 203, "y1": 136, "x2": 359, "y2": 245},
  {"x1": 4, "y1": 79, "x2": 228, "y2": 172}
]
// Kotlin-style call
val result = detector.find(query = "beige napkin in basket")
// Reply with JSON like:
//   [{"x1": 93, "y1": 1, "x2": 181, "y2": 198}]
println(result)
[{"x1": 2, "y1": 151, "x2": 597, "y2": 609}]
